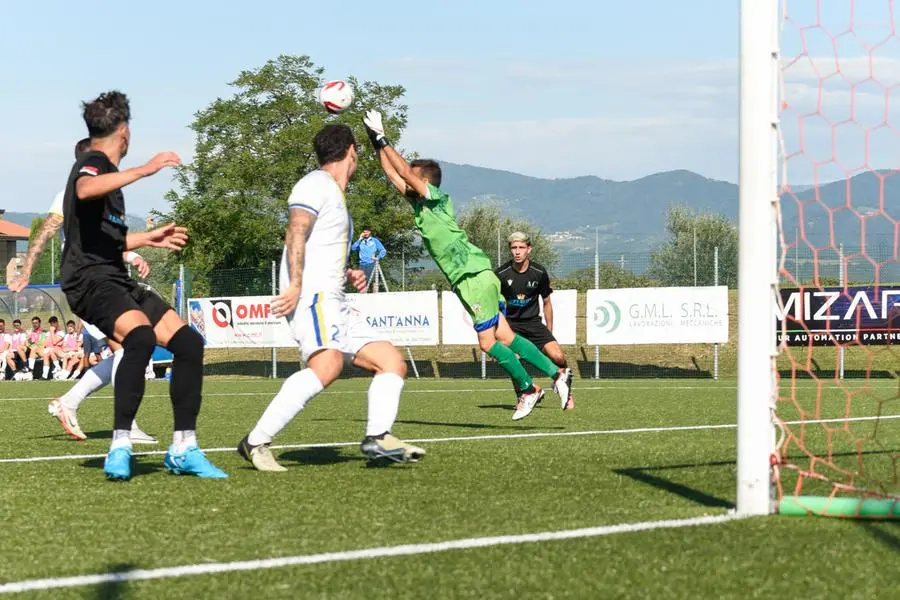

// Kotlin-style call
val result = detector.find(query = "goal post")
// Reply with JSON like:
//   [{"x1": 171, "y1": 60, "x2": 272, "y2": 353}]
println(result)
[
  {"x1": 743, "y1": 0, "x2": 900, "y2": 519},
  {"x1": 736, "y1": 0, "x2": 779, "y2": 517}
]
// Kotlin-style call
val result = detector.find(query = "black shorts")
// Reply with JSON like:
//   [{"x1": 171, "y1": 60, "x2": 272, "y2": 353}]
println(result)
[
  {"x1": 65, "y1": 278, "x2": 170, "y2": 341},
  {"x1": 508, "y1": 318, "x2": 556, "y2": 349}
]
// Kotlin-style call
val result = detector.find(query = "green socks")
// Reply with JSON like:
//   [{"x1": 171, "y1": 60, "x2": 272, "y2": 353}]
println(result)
[
  {"x1": 509, "y1": 335, "x2": 559, "y2": 379},
  {"x1": 487, "y1": 342, "x2": 532, "y2": 393}
]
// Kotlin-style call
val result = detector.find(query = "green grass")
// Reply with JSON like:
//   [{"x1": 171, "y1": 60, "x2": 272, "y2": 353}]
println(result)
[{"x1": 0, "y1": 377, "x2": 897, "y2": 599}]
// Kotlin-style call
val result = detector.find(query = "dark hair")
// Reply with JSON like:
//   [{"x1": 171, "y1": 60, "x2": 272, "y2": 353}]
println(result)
[
  {"x1": 49, "y1": 316, "x2": 58, "y2": 324},
  {"x1": 13, "y1": 319, "x2": 21, "y2": 325},
  {"x1": 75, "y1": 138, "x2": 91, "y2": 158},
  {"x1": 0, "y1": 319, "x2": 4, "y2": 324},
  {"x1": 82, "y1": 91, "x2": 131, "y2": 138},
  {"x1": 31, "y1": 316, "x2": 41, "y2": 324},
  {"x1": 66, "y1": 320, "x2": 75, "y2": 327},
  {"x1": 410, "y1": 159, "x2": 442, "y2": 187},
  {"x1": 362, "y1": 226, "x2": 371, "y2": 232},
  {"x1": 313, "y1": 124, "x2": 356, "y2": 166}
]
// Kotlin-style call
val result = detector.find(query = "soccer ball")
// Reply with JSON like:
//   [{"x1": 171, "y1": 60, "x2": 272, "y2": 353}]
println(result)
[{"x1": 319, "y1": 80, "x2": 354, "y2": 114}]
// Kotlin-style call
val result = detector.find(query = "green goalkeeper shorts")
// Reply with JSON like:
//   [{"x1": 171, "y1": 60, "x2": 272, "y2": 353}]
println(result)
[{"x1": 454, "y1": 270, "x2": 506, "y2": 331}]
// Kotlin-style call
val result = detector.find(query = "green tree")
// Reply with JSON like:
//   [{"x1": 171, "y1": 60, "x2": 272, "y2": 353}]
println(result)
[
  {"x1": 554, "y1": 263, "x2": 656, "y2": 291},
  {"x1": 456, "y1": 203, "x2": 559, "y2": 270},
  {"x1": 161, "y1": 55, "x2": 422, "y2": 289},
  {"x1": 25, "y1": 217, "x2": 62, "y2": 285},
  {"x1": 648, "y1": 206, "x2": 738, "y2": 287}
]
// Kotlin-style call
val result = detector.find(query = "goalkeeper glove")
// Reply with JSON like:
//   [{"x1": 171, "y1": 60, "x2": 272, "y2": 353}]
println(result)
[{"x1": 364, "y1": 110, "x2": 391, "y2": 149}]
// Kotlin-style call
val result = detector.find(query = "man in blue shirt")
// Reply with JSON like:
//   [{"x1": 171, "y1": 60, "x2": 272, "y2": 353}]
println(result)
[{"x1": 350, "y1": 226, "x2": 386, "y2": 290}]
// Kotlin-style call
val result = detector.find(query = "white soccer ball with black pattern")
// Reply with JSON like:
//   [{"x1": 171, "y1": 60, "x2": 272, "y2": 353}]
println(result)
[{"x1": 319, "y1": 80, "x2": 354, "y2": 114}]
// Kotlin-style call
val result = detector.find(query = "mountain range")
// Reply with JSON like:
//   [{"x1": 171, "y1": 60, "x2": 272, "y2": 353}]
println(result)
[
  {"x1": 439, "y1": 162, "x2": 897, "y2": 255},
  {"x1": 3, "y1": 163, "x2": 894, "y2": 257}
]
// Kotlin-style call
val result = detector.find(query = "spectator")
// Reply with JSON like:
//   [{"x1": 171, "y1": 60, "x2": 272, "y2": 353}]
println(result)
[
  {"x1": 14, "y1": 316, "x2": 46, "y2": 378},
  {"x1": 40, "y1": 316, "x2": 64, "y2": 380},
  {"x1": 0, "y1": 319, "x2": 12, "y2": 380},
  {"x1": 59, "y1": 320, "x2": 84, "y2": 380},
  {"x1": 9, "y1": 319, "x2": 28, "y2": 379},
  {"x1": 350, "y1": 226, "x2": 386, "y2": 290}
]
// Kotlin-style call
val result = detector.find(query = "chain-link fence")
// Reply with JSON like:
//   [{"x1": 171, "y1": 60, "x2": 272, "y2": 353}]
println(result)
[{"x1": 4, "y1": 233, "x2": 898, "y2": 381}]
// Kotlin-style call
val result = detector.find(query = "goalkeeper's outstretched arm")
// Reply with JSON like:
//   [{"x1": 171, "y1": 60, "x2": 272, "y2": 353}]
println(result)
[
  {"x1": 363, "y1": 110, "x2": 429, "y2": 199},
  {"x1": 376, "y1": 149, "x2": 408, "y2": 195}
]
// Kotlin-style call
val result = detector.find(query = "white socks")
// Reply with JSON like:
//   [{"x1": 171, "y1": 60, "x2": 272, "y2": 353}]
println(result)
[
  {"x1": 60, "y1": 354, "x2": 114, "y2": 412},
  {"x1": 365, "y1": 373, "x2": 404, "y2": 436},
  {"x1": 172, "y1": 430, "x2": 197, "y2": 454},
  {"x1": 248, "y1": 369, "x2": 324, "y2": 446},
  {"x1": 110, "y1": 429, "x2": 132, "y2": 451}
]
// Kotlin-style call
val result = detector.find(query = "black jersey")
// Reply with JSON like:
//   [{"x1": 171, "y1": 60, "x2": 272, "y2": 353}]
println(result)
[
  {"x1": 60, "y1": 151, "x2": 129, "y2": 292},
  {"x1": 495, "y1": 260, "x2": 553, "y2": 321}
]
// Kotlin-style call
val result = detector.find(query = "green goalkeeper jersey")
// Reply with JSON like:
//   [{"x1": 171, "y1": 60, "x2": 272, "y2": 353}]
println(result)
[{"x1": 409, "y1": 183, "x2": 493, "y2": 286}]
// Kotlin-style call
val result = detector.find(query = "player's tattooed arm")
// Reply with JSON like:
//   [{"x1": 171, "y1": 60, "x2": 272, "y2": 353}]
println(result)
[
  {"x1": 9, "y1": 213, "x2": 64, "y2": 292},
  {"x1": 271, "y1": 208, "x2": 314, "y2": 318},
  {"x1": 286, "y1": 209, "x2": 313, "y2": 288}
]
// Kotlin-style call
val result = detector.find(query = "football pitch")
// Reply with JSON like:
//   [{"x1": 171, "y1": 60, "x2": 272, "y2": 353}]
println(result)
[{"x1": 0, "y1": 377, "x2": 897, "y2": 599}]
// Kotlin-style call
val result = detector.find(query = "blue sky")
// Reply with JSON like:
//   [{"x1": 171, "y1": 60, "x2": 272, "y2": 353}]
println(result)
[{"x1": 1, "y1": 0, "x2": 897, "y2": 218}]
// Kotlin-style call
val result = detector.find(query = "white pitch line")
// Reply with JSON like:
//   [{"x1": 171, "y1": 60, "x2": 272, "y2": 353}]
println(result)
[
  {"x1": 0, "y1": 381, "x2": 897, "y2": 402},
  {"x1": 0, "y1": 512, "x2": 743, "y2": 595},
  {"x1": 1, "y1": 414, "x2": 897, "y2": 465}
]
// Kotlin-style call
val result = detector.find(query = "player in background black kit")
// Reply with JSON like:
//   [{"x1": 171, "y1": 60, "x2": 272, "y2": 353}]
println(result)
[
  {"x1": 496, "y1": 232, "x2": 574, "y2": 410},
  {"x1": 61, "y1": 90, "x2": 226, "y2": 480}
]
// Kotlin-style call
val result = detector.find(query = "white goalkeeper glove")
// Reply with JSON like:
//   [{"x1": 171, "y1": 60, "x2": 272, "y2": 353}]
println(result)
[{"x1": 364, "y1": 110, "x2": 390, "y2": 149}]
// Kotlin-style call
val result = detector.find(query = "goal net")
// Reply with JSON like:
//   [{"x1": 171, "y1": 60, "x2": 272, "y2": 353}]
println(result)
[{"x1": 774, "y1": 0, "x2": 899, "y2": 516}]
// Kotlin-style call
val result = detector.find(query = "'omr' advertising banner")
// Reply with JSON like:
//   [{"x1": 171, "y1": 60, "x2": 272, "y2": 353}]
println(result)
[
  {"x1": 188, "y1": 296, "x2": 292, "y2": 348},
  {"x1": 776, "y1": 286, "x2": 900, "y2": 346},
  {"x1": 188, "y1": 291, "x2": 440, "y2": 348}
]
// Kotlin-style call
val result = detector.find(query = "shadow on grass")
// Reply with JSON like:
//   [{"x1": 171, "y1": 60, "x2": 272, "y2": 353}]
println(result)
[
  {"x1": 613, "y1": 466, "x2": 735, "y2": 510},
  {"x1": 80, "y1": 457, "x2": 164, "y2": 477},
  {"x1": 778, "y1": 357, "x2": 898, "y2": 379},
  {"x1": 397, "y1": 418, "x2": 563, "y2": 431},
  {"x1": 617, "y1": 450, "x2": 898, "y2": 512},
  {"x1": 278, "y1": 446, "x2": 360, "y2": 467},
  {"x1": 577, "y1": 360, "x2": 712, "y2": 379},
  {"x1": 34, "y1": 429, "x2": 114, "y2": 442},
  {"x1": 341, "y1": 417, "x2": 563, "y2": 431},
  {"x1": 858, "y1": 520, "x2": 900, "y2": 553},
  {"x1": 92, "y1": 563, "x2": 137, "y2": 600},
  {"x1": 203, "y1": 359, "x2": 435, "y2": 379}
]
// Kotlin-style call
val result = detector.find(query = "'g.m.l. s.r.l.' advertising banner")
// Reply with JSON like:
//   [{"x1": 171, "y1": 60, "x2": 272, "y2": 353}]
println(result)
[
  {"x1": 776, "y1": 286, "x2": 900, "y2": 346},
  {"x1": 188, "y1": 291, "x2": 439, "y2": 348},
  {"x1": 586, "y1": 286, "x2": 729, "y2": 345}
]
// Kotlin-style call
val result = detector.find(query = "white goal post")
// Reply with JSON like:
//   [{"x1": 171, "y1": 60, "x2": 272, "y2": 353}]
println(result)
[{"x1": 736, "y1": 0, "x2": 779, "y2": 516}]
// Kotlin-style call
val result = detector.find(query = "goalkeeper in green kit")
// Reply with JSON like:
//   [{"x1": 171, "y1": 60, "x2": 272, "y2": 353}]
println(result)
[{"x1": 363, "y1": 110, "x2": 572, "y2": 420}]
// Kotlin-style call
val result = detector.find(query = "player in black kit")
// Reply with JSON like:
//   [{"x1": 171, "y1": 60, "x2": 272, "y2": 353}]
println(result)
[
  {"x1": 61, "y1": 90, "x2": 226, "y2": 480},
  {"x1": 496, "y1": 232, "x2": 574, "y2": 410}
]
